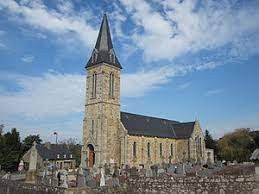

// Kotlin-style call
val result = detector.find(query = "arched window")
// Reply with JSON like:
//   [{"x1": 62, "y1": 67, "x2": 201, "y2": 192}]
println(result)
[
  {"x1": 147, "y1": 142, "x2": 150, "y2": 158},
  {"x1": 133, "y1": 142, "x2": 137, "y2": 158},
  {"x1": 160, "y1": 143, "x2": 163, "y2": 157},
  {"x1": 170, "y1": 143, "x2": 173, "y2": 156},
  {"x1": 92, "y1": 72, "x2": 97, "y2": 98},
  {"x1": 109, "y1": 72, "x2": 114, "y2": 98}
]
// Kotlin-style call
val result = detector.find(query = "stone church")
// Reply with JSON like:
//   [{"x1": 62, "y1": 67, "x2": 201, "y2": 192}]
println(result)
[{"x1": 81, "y1": 14, "x2": 206, "y2": 169}]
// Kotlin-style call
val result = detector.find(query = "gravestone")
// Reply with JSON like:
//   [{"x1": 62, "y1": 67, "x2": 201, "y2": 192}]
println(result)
[
  {"x1": 61, "y1": 170, "x2": 68, "y2": 188},
  {"x1": 139, "y1": 168, "x2": 146, "y2": 177},
  {"x1": 157, "y1": 168, "x2": 165, "y2": 176},
  {"x1": 129, "y1": 167, "x2": 138, "y2": 177},
  {"x1": 145, "y1": 168, "x2": 153, "y2": 177},
  {"x1": 100, "y1": 167, "x2": 105, "y2": 187},
  {"x1": 151, "y1": 165, "x2": 158, "y2": 177},
  {"x1": 77, "y1": 175, "x2": 86, "y2": 187},
  {"x1": 104, "y1": 163, "x2": 110, "y2": 175},
  {"x1": 88, "y1": 177, "x2": 97, "y2": 188},
  {"x1": 112, "y1": 177, "x2": 120, "y2": 187}
]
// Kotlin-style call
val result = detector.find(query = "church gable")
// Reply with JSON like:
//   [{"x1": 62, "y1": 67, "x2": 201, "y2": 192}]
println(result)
[{"x1": 120, "y1": 112, "x2": 195, "y2": 139}]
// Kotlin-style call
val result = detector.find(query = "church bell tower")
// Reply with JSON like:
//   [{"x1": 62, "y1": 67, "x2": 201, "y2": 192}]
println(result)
[{"x1": 81, "y1": 14, "x2": 122, "y2": 168}]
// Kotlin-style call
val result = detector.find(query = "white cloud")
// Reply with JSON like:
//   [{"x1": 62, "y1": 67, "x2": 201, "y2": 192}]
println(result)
[
  {"x1": 0, "y1": 42, "x2": 6, "y2": 48},
  {"x1": 206, "y1": 89, "x2": 224, "y2": 96},
  {"x1": 21, "y1": 55, "x2": 35, "y2": 63},
  {"x1": 0, "y1": 0, "x2": 98, "y2": 48},
  {"x1": 118, "y1": 0, "x2": 259, "y2": 61},
  {"x1": 0, "y1": 61, "x2": 218, "y2": 120},
  {"x1": 0, "y1": 30, "x2": 5, "y2": 35},
  {"x1": 178, "y1": 82, "x2": 191, "y2": 90},
  {"x1": 0, "y1": 72, "x2": 85, "y2": 119}
]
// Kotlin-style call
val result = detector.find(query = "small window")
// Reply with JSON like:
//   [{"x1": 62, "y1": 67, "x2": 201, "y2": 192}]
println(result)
[
  {"x1": 109, "y1": 72, "x2": 114, "y2": 98},
  {"x1": 91, "y1": 72, "x2": 97, "y2": 98},
  {"x1": 91, "y1": 120, "x2": 94, "y2": 136},
  {"x1": 57, "y1": 154, "x2": 60, "y2": 159},
  {"x1": 147, "y1": 142, "x2": 150, "y2": 158},
  {"x1": 133, "y1": 142, "x2": 137, "y2": 158},
  {"x1": 64, "y1": 154, "x2": 66, "y2": 159},
  {"x1": 160, "y1": 143, "x2": 163, "y2": 157},
  {"x1": 170, "y1": 144, "x2": 173, "y2": 156},
  {"x1": 200, "y1": 137, "x2": 202, "y2": 157}
]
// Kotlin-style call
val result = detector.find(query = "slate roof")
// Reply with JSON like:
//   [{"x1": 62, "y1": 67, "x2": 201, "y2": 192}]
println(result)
[
  {"x1": 250, "y1": 149, "x2": 259, "y2": 160},
  {"x1": 120, "y1": 112, "x2": 196, "y2": 139},
  {"x1": 35, "y1": 144, "x2": 74, "y2": 160},
  {"x1": 86, "y1": 14, "x2": 122, "y2": 69}
]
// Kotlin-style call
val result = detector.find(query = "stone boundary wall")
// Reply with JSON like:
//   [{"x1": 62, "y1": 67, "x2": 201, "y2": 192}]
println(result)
[
  {"x1": 127, "y1": 175, "x2": 256, "y2": 194},
  {"x1": 0, "y1": 179, "x2": 65, "y2": 194}
]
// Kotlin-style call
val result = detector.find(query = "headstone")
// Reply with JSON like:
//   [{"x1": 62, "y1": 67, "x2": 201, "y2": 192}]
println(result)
[
  {"x1": 157, "y1": 168, "x2": 165, "y2": 176},
  {"x1": 82, "y1": 168, "x2": 90, "y2": 186},
  {"x1": 88, "y1": 177, "x2": 97, "y2": 188},
  {"x1": 77, "y1": 175, "x2": 86, "y2": 187},
  {"x1": 112, "y1": 177, "x2": 120, "y2": 187},
  {"x1": 145, "y1": 168, "x2": 153, "y2": 177},
  {"x1": 151, "y1": 165, "x2": 158, "y2": 177},
  {"x1": 42, "y1": 169, "x2": 47, "y2": 184},
  {"x1": 104, "y1": 163, "x2": 110, "y2": 175},
  {"x1": 61, "y1": 170, "x2": 68, "y2": 188},
  {"x1": 100, "y1": 168, "x2": 105, "y2": 187},
  {"x1": 113, "y1": 166, "x2": 119, "y2": 177},
  {"x1": 129, "y1": 167, "x2": 138, "y2": 177},
  {"x1": 139, "y1": 168, "x2": 146, "y2": 177},
  {"x1": 18, "y1": 160, "x2": 24, "y2": 172}
]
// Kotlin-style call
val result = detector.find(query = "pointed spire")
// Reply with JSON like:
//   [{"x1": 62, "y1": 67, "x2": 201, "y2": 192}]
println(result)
[
  {"x1": 95, "y1": 14, "x2": 113, "y2": 51},
  {"x1": 86, "y1": 14, "x2": 122, "y2": 69}
]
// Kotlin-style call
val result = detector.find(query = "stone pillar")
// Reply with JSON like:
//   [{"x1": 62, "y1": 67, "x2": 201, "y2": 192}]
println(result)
[
  {"x1": 80, "y1": 146, "x2": 88, "y2": 171},
  {"x1": 25, "y1": 142, "x2": 38, "y2": 184}
]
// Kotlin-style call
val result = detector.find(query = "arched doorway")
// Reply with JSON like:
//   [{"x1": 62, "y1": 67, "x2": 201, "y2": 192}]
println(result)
[{"x1": 87, "y1": 144, "x2": 95, "y2": 167}]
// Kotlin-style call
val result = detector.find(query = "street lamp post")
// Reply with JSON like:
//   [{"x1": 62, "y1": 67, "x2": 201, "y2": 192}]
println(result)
[
  {"x1": 53, "y1": 132, "x2": 58, "y2": 145},
  {"x1": 51, "y1": 132, "x2": 58, "y2": 186}
]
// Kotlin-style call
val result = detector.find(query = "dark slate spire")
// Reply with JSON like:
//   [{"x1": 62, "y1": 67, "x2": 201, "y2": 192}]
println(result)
[{"x1": 86, "y1": 14, "x2": 122, "y2": 69}]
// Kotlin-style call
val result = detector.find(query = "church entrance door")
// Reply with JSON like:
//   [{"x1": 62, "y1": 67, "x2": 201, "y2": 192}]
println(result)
[{"x1": 88, "y1": 144, "x2": 95, "y2": 167}]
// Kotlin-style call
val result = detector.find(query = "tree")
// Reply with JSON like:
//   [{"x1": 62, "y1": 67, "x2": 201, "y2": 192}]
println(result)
[
  {"x1": 204, "y1": 129, "x2": 218, "y2": 157},
  {"x1": 23, "y1": 134, "x2": 42, "y2": 151},
  {"x1": 0, "y1": 124, "x2": 4, "y2": 135},
  {"x1": 218, "y1": 128, "x2": 256, "y2": 162},
  {"x1": 250, "y1": 131, "x2": 259, "y2": 148},
  {"x1": 0, "y1": 128, "x2": 22, "y2": 172}
]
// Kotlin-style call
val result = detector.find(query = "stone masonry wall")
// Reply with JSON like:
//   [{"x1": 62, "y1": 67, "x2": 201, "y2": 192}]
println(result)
[
  {"x1": 126, "y1": 135, "x2": 177, "y2": 166},
  {"x1": 127, "y1": 175, "x2": 256, "y2": 194},
  {"x1": 83, "y1": 63, "x2": 121, "y2": 167}
]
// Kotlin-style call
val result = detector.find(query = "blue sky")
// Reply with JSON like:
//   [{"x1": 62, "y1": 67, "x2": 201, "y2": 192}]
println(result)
[{"x1": 0, "y1": 0, "x2": 259, "y2": 142}]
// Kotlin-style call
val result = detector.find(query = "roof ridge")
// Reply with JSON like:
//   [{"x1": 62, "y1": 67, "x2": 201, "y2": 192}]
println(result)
[
  {"x1": 121, "y1": 111, "x2": 180, "y2": 123},
  {"x1": 173, "y1": 121, "x2": 196, "y2": 125}
]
